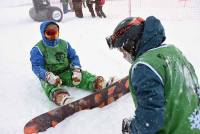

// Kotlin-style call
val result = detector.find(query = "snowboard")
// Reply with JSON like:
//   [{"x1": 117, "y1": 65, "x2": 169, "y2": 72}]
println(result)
[{"x1": 24, "y1": 76, "x2": 129, "y2": 134}]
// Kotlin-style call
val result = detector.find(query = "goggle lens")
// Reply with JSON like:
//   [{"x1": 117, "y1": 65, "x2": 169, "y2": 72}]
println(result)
[
  {"x1": 45, "y1": 29, "x2": 59, "y2": 40},
  {"x1": 106, "y1": 17, "x2": 144, "y2": 49},
  {"x1": 45, "y1": 29, "x2": 58, "y2": 36}
]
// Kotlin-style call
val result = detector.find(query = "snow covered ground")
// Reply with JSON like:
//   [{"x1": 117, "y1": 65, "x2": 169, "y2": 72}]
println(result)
[{"x1": 0, "y1": 0, "x2": 200, "y2": 134}]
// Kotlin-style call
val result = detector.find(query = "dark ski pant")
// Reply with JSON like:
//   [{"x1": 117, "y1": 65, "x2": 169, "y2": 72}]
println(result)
[
  {"x1": 86, "y1": 1, "x2": 95, "y2": 17},
  {"x1": 41, "y1": 70, "x2": 97, "y2": 101},
  {"x1": 72, "y1": 0, "x2": 83, "y2": 18},
  {"x1": 95, "y1": 5, "x2": 106, "y2": 18},
  {"x1": 62, "y1": 0, "x2": 69, "y2": 14}
]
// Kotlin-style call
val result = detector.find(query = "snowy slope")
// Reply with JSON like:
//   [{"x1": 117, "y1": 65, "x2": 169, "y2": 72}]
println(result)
[{"x1": 0, "y1": 0, "x2": 200, "y2": 134}]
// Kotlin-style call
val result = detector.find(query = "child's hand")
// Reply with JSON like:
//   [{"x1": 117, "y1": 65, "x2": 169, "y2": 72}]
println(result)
[
  {"x1": 72, "y1": 68, "x2": 82, "y2": 86},
  {"x1": 46, "y1": 72, "x2": 62, "y2": 86}
]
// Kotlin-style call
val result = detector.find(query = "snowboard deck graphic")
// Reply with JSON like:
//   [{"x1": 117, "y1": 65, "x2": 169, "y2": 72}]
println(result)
[{"x1": 24, "y1": 76, "x2": 129, "y2": 134}]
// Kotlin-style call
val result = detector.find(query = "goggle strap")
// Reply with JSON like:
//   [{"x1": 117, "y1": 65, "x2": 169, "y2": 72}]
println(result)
[{"x1": 111, "y1": 17, "x2": 145, "y2": 46}]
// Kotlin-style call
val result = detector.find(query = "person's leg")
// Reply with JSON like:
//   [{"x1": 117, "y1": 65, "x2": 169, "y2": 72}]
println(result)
[
  {"x1": 95, "y1": 4, "x2": 102, "y2": 18},
  {"x1": 41, "y1": 80, "x2": 60, "y2": 100},
  {"x1": 69, "y1": 0, "x2": 74, "y2": 11},
  {"x1": 86, "y1": 2, "x2": 95, "y2": 17},
  {"x1": 60, "y1": 69, "x2": 96, "y2": 91},
  {"x1": 59, "y1": 69, "x2": 107, "y2": 92},
  {"x1": 72, "y1": 0, "x2": 83, "y2": 18},
  {"x1": 59, "y1": 70, "x2": 74, "y2": 87},
  {"x1": 62, "y1": 0, "x2": 69, "y2": 14},
  {"x1": 75, "y1": 70, "x2": 97, "y2": 91},
  {"x1": 40, "y1": 80, "x2": 70, "y2": 105},
  {"x1": 75, "y1": 70, "x2": 112, "y2": 91},
  {"x1": 99, "y1": 6, "x2": 106, "y2": 18}
]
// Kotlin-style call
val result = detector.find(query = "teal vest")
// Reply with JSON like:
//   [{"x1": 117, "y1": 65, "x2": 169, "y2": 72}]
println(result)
[
  {"x1": 37, "y1": 39, "x2": 70, "y2": 74},
  {"x1": 129, "y1": 45, "x2": 200, "y2": 134}
]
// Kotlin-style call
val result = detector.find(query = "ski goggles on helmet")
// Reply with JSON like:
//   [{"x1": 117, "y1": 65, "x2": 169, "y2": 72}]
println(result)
[{"x1": 106, "y1": 17, "x2": 144, "y2": 49}]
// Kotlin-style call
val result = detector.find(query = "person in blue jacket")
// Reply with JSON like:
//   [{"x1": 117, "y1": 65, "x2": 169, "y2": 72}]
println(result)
[
  {"x1": 30, "y1": 21, "x2": 108, "y2": 106},
  {"x1": 106, "y1": 16, "x2": 200, "y2": 134}
]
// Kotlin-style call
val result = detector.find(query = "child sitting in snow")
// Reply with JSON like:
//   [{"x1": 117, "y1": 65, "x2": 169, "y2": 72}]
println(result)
[{"x1": 30, "y1": 21, "x2": 110, "y2": 106}]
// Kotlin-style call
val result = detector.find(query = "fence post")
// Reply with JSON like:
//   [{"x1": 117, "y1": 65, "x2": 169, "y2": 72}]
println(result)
[{"x1": 129, "y1": 0, "x2": 132, "y2": 16}]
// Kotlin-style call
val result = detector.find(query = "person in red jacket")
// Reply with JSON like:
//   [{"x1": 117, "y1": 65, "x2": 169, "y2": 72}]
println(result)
[{"x1": 95, "y1": 0, "x2": 106, "y2": 18}]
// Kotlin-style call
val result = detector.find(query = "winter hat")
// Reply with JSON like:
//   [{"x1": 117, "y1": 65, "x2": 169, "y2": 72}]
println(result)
[{"x1": 40, "y1": 21, "x2": 60, "y2": 47}]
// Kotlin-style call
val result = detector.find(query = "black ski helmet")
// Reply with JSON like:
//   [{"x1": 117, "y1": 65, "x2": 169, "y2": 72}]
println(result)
[{"x1": 106, "y1": 17, "x2": 145, "y2": 56}]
